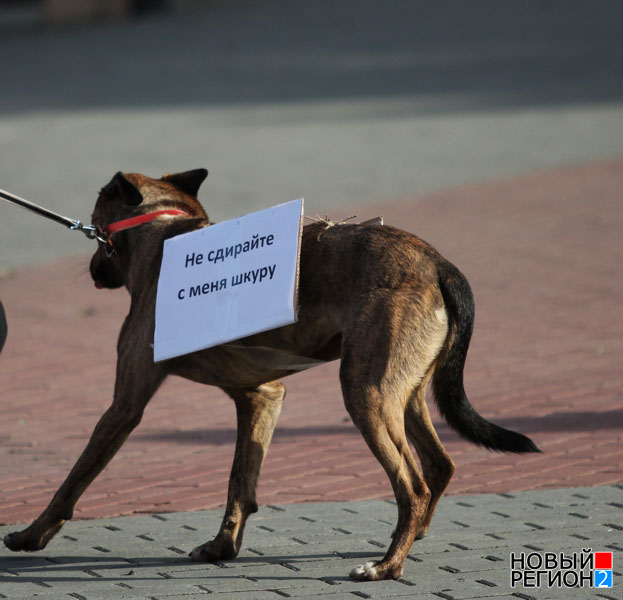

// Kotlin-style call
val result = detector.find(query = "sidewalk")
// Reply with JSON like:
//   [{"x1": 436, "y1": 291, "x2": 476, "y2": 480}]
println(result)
[{"x1": 1, "y1": 486, "x2": 620, "y2": 599}]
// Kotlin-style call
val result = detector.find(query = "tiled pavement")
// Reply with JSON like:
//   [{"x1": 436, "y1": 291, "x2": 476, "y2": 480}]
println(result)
[
  {"x1": 0, "y1": 486, "x2": 621, "y2": 599},
  {"x1": 0, "y1": 160, "x2": 622, "y2": 597}
]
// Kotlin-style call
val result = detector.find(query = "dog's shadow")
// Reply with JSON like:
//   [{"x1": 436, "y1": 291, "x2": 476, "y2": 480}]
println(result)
[
  {"x1": 0, "y1": 551, "x2": 376, "y2": 586},
  {"x1": 132, "y1": 409, "x2": 623, "y2": 448},
  {"x1": 134, "y1": 424, "x2": 359, "y2": 446},
  {"x1": 0, "y1": 555, "x2": 186, "y2": 584}
]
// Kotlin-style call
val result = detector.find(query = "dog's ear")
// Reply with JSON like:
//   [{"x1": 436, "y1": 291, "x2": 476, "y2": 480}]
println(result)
[
  {"x1": 105, "y1": 172, "x2": 143, "y2": 206},
  {"x1": 161, "y1": 169, "x2": 208, "y2": 197}
]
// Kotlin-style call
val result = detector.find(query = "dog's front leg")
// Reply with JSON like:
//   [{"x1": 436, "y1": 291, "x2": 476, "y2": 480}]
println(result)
[
  {"x1": 190, "y1": 380, "x2": 285, "y2": 562},
  {"x1": 4, "y1": 340, "x2": 165, "y2": 553}
]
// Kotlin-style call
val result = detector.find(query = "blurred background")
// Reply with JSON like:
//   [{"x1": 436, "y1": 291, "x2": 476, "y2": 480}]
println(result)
[{"x1": 1, "y1": 0, "x2": 622, "y2": 269}]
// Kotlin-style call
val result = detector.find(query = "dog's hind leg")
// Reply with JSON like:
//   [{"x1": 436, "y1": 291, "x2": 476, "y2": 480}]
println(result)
[
  {"x1": 404, "y1": 376, "x2": 455, "y2": 541},
  {"x1": 342, "y1": 375, "x2": 430, "y2": 581},
  {"x1": 190, "y1": 380, "x2": 285, "y2": 562},
  {"x1": 3, "y1": 344, "x2": 165, "y2": 553},
  {"x1": 341, "y1": 293, "x2": 435, "y2": 581},
  {"x1": 397, "y1": 300, "x2": 452, "y2": 541}
]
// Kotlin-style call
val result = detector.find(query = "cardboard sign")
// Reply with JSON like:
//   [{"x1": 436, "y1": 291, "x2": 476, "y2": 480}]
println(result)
[{"x1": 154, "y1": 198, "x2": 303, "y2": 362}]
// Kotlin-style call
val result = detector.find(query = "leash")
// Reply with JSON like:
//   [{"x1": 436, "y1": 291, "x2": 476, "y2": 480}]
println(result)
[
  {"x1": 0, "y1": 188, "x2": 107, "y2": 244},
  {"x1": 1, "y1": 188, "x2": 191, "y2": 252}
]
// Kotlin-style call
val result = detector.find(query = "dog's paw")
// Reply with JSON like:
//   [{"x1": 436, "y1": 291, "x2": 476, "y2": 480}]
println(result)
[
  {"x1": 189, "y1": 539, "x2": 237, "y2": 562},
  {"x1": 350, "y1": 560, "x2": 404, "y2": 581},
  {"x1": 189, "y1": 545, "x2": 210, "y2": 562},
  {"x1": 4, "y1": 520, "x2": 64, "y2": 553},
  {"x1": 350, "y1": 560, "x2": 379, "y2": 580},
  {"x1": 4, "y1": 531, "x2": 45, "y2": 552}
]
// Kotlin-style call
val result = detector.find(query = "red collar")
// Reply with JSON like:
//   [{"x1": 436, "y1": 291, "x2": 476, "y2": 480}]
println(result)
[{"x1": 103, "y1": 209, "x2": 191, "y2": 239}]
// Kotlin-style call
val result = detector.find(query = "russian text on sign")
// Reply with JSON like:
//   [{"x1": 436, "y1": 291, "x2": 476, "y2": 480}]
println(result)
[{"x1": 154, "y1": 198, "x2": 303, "y2": 361}]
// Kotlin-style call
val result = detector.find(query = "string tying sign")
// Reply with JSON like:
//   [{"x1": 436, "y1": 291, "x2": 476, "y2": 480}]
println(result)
[{"x1": 154, "y1": 198, "x2": 303, "y2": 362}]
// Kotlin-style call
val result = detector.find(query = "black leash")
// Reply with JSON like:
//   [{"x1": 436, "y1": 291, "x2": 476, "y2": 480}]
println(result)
[{"x1": 0, "y1": 188, "x2": 106, "y2": 243}]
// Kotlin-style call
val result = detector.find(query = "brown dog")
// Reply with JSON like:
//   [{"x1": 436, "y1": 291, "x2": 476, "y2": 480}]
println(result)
[{"x1": 4, "y1": 169, "x2": 539, "y2": 580}]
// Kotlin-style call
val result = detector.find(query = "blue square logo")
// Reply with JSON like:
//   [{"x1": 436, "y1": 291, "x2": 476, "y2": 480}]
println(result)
[{"x1": 595, "y1": 570, "x2": 613, "y2": 588}]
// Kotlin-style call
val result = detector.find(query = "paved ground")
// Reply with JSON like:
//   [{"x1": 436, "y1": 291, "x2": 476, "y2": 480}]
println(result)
[
  {"x1": 1, "y1": 486, "x2": 621, "y2": 599},
  {"x1": 1, "y1": 2, "x2": 622, "y2": 598},
  {"x1": 1, "y1": 152, "x2": 622, "y2": 600}
]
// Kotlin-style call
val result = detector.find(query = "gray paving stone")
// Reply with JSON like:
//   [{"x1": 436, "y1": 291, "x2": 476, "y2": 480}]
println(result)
[
  {"x1": 150, "y1": 592, "x2": 278, "y2": 600},
  {"x1": 1, "y1": 486, "x2": 620, "y2": 599}
]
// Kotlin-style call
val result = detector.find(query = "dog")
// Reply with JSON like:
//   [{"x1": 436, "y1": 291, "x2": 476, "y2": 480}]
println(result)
[{"x1": 3, "y1": 169, "x2": 539, "y2": 580}]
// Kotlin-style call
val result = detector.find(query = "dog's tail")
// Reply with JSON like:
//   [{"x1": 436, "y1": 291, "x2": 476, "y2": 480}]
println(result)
[{"x1": 432, "y1": 257, "x2": 540, "y2": 453}]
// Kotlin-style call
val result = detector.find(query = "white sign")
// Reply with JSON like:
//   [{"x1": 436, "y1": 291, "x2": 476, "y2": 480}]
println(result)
[{"x1": 154, "y1": 198, "x2": 303, "y2": 362}]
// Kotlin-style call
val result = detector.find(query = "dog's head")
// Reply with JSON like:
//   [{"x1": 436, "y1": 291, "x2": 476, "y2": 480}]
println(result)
[{"x1": 89, "y1": 169, "x2": 208, "y2": 290}]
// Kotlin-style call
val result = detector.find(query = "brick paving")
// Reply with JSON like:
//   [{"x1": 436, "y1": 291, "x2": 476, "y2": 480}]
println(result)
[{"x1": 0, "y1": 159, "x2": 622, "y2": 526}]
